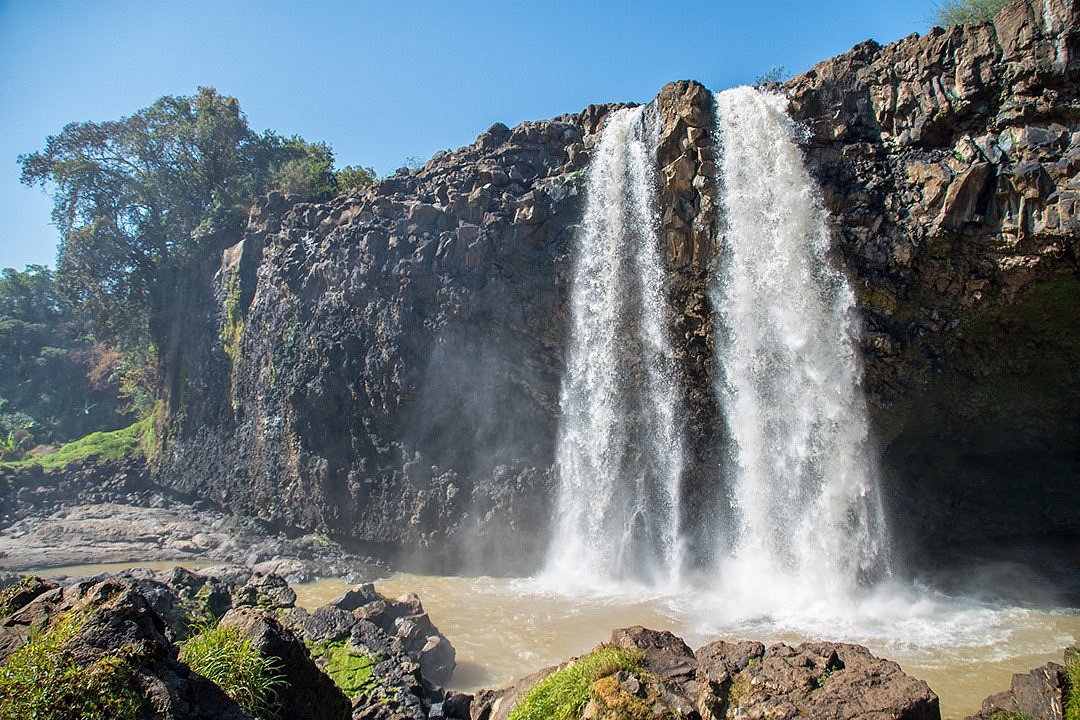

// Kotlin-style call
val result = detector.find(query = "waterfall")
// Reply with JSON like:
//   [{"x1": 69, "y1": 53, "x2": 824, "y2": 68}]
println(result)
[
  {"x1": 544, "y1": 104, "x2": 686, "y2": 587},
  {"x1": 710, "y1": 86, "x2": 889, "y2": 606},
  {"x1": 543, "y1": 88, "x2": 888, "y2": 602}
]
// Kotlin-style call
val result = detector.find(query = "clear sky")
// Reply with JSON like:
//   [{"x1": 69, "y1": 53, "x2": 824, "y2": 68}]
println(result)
[{"x1": 0, "y1": 0, "x2": 937, "y2": 270}]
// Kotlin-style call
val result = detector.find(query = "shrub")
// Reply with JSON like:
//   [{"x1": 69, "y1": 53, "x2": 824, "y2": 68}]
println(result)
[
  {"x1": 0, "y1": 611, "x2": 143, "y2": 720},
  {"x1": 507, "y1": 645, "x2": 647, "y2": 720},
  {"x1": 179, "y1": 623, "x2": 284, "y2": 720},
  {"x1": 932, "y1": 0, "x2": 1008, "y2": 26}
]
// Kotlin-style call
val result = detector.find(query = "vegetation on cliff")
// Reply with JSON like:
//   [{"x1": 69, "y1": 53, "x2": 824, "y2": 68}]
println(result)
[
  {"x1": 932, "y1": 0, "x2": 1008, "y2": 26},
  {"x1": 1, "y1": 416, "x2": 153, "y2": 470}
]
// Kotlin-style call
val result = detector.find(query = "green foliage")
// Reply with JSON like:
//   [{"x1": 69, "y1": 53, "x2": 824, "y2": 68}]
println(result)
[
  {"x1": 932, "y1": 0, "x2": 1008, "y2": 26},
  {"x1": 754, "y1": 64, "x2": 789, "y2": 87},
  {"x1": 268, "y1": 137, "x2": 339, "y2": 198},
  {"x1": 180, "y1": 622, "x2": 284, "y2": 720},
  {"x1": 3, "y1": 417, "x2": 153, "y2": 470},
  {"x1": 0, "y1": 265, "x2": 130, "y2": 445},
  {"x1": 306, "y1": 639, "x2": 383, "y2": 699},
  {"x1": 1066, "y1": 649, "x2": 1080, "y2": 720},
  {"x1": 508, "y1": 645, "x2": 647, "y2": 720},
  {"x1": 335, "y1": 165, "x2": 378, "y2": 193},
  {"x1": 0, "y1": 610, "x2": 144, "y2": 720}
]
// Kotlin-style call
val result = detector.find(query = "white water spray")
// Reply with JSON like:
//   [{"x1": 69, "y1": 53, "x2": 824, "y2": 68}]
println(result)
[
  {"x1": 710, "y1": 86, "x2": 889, "y2": 608},
  {"x1": 545, "y1": 105, "x2": 685, "y2": 587}
]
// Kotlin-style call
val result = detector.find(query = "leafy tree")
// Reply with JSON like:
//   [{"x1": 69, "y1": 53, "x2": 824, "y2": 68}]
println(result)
[
  {"x1": 0, "y1": 265, "x2": 129, "y2": 448},
  {"x1": 932, "y1": 0, "x2": 1008, "y2": 26},
  {"x1": 754, "y1": 64, "x2": 790, "y2": 87},
  {"x1": 335, "y1": 165, "x2": 378, "y2": 193},
  {"x1": 19, "y1": 87, "x2": 357, "y2": 414}
]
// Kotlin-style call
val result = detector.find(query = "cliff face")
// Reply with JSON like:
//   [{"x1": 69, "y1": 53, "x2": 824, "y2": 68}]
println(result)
[
  {"x1": 160, "y1": 0, "x2": 1080, "y2": 571},
  {"x1": 783, "y1": 0, "x2": 1080, "y2": 553}
]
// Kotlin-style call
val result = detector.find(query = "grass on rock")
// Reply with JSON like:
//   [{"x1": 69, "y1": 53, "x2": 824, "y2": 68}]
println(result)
[
  {"x1": 0, "y1": 610, "x2": 144, "y2": 720},
  {"x1": 508, "y1": 645, "x2": 648, "y2": 720},
  {"x1": 180, "y1": 622, "x2": 284, "y2": 720},
  {"x1": 1, "y1": 416, "x2": 153, "y2": 470}
]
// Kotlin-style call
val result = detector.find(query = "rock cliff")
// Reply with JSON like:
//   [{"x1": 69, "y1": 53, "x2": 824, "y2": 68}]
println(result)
[{"x1": 158, "y1": 0, "x2": 1080, "y2": 572}]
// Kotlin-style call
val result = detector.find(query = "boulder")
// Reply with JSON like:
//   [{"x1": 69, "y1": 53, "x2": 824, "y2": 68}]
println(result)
[{"x1": 221, "y1": 607, "x2": 352, "y2": 720}]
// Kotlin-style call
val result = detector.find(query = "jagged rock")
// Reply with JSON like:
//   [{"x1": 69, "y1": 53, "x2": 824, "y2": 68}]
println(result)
[
  {"x1": 220, "y1": 607, "x2": 352, "y2": 720},
  {"x1": 0, "y1": 578, "x2": 253, "y2": 719},
  {"x1": 966, "y1": 648, "x2": 1076, "y2": 720},
  {"x1": 469, "y1": 627, "x2": 939, "y2": 720}
]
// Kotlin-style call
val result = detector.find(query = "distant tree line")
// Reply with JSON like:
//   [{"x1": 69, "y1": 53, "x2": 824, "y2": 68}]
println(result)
[{"x1": 4, "y1": 87, "x2": 377, "y2": 459}]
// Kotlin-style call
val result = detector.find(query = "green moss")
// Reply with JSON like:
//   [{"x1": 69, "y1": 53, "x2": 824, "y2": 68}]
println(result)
[
  {"x1": 0, "y1": 610, "x2": 144, "y2": 720},
  {"x1": 2, "y1": 417, "x2": 154, "y2": 471},
  {"x1": 306, "y1": 639, "x2": 383, "y2": 699},
  {"x1": 221, "y1": 270, "x2": 245, "y2": 364},
  {"x1": 508, "y1": 645, "x2": 647, "y2": 720},
  {"x1": 180, "y1": 622, "x2": 284, "y2": 720}
]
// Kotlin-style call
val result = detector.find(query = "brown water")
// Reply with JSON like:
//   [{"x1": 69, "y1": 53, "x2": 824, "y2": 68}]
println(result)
[{"x1": 293, "y1": 573, "x2": 1080, "y2": 720}]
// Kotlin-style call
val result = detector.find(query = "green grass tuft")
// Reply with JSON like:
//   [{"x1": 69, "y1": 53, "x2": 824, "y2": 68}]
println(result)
[
  {"x1": 508, "y1": 645, "x2": 647, "y2": 720},
  {"x1": 1065, "y1": 649, "x2": 1080, "y2": 720},
  {"x1": 2, "y1": 417, "x2": 153, "y2": 471},
  {"x1": 180, "y1": 622, "x2": 284, "y2": 720},
  {"x1": 0, "y1": 610, "x2": 144, "y2": 720}
]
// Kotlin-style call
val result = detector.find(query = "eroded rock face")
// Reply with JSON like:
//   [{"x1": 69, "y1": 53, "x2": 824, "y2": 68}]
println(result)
[{"x1": 159, "y1": 0, "x2": 1080, "y2": 570}]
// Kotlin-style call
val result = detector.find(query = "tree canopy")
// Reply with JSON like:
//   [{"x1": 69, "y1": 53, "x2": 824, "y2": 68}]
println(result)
[
  {"x1": 19, "y1": 87, "x2": 374, "y2": 411},
  {"x1": 23, "y1": 88, "x2": 292, "y2": 348},
  {"x1": 932, "y1": 0, "x2": 1008, "y2": 26},
  {"x1": 0, "y1": 265, "x2": 129, "y2": 452}
]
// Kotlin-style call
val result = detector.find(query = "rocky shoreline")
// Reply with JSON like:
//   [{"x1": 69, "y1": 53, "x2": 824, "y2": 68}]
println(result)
[
  {"x1": 0, "y1": 459, "x2": 385, "y2": 583},
  {"x1": 1, "y1": 567, "x2": 1076, "y2": 720}
]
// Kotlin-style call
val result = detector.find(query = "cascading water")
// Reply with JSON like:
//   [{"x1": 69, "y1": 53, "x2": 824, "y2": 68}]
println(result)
[
  {"x1": 710, "y1": 86, "x2": 889, "y2": 608},
  {"x1": 544, "y1": 104, "x2": 686, "y2": 587}
]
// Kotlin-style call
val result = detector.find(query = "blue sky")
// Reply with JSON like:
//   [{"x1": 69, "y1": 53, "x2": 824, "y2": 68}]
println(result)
[{"x1": 0, "y1": 0, "x2": 936, "y2": 270}]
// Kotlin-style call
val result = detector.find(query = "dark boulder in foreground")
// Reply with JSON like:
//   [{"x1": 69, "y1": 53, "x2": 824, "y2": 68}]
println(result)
[{"x1": 470, "y1": 625, "x2": 940, "y2": 720}]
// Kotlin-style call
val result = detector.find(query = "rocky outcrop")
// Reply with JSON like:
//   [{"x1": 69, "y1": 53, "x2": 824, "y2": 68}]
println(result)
[
  {"x1": 0, "y1": 569, "x2": 456, "y2": 720},
  {"x1": 157, "y1": 0, "x2": 1080, "y2": 570},
  {"x1": 966, "y1": 648, "x2": 1077, "y2": 720},
  {"x1": 469, "y1": 625, "x2": 940, "y2": 720}
]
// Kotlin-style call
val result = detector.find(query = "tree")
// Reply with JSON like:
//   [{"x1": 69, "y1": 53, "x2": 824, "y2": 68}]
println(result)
[
  {"x1": 19, "y1": 88, "x2": 356, "y2": 415},
  {"x1": 0, "y1": 265, "x2": 129, "y2": 446},
  {"x1": 335, "y1": 165, "x2": 378, "y2": 193},
  {"x1": 932, "y1": 0, "x2": 1008, "y2": 26},
  {"x1": 19, "y1": 88, "x2": 269, "y2": 353}
]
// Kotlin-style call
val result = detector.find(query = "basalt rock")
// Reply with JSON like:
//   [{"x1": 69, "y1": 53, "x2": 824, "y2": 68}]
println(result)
[
  {"x1": 468, "y1": 626, "x2": 940, "y2": 720},
  {"x1": 156, "y1": 0, "x2": 1080, "y2": 571}
]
